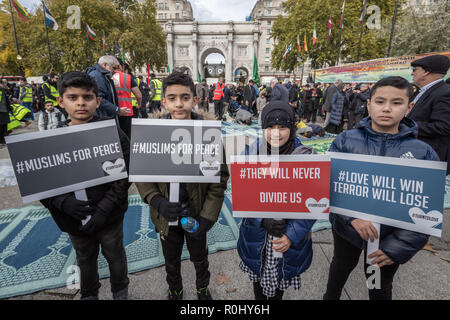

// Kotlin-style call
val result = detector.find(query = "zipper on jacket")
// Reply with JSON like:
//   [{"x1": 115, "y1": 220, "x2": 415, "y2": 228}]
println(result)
[{"x1": 381, "y1": 135, "x2": 387, "y2": 156}]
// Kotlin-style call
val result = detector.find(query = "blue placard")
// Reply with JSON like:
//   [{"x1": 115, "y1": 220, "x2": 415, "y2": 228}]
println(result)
[{"x1": 329, "y1": 152, "x2": 447, "y2": 237}]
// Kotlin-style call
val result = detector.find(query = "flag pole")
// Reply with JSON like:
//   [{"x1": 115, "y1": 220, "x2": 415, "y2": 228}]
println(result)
[
  {"x1": 8, "y1": 0, "x2": 24, "y2": 76},
  {"x1": 386, "y1": 0, "x2": 400, "y2": 57},
  {"x1": 336, "y1": 1, "x2": 345, "y2": 66},
  {"x1": 42, "y1": 1, "x2": 53, "y2": 68},
  {"x1": 86, "y1": 25, "x2": 92, "y2": 66},
  {"x1": 356, "y1": 0, "x2": 368, "y2": 62}
]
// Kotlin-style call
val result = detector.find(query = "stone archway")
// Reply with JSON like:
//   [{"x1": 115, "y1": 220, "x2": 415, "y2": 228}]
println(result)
[
  {"x1": 233, "y1": 66, "x2": 250, "y2": 84},
  {"x1": 200, "y1": 47, "x2": 227, "y2": 81}
]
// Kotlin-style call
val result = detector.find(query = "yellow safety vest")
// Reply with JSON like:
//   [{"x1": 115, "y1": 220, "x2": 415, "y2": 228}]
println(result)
[
  {"x1": 131, "y1": 77, "x2": 140, "y2": 107},
  {"x1": 152, "y1": 79, "x2": 162, "y2": 101},
  {"x1": 8, "y1": 113, "x2": 21, "y2": 131},
  {"x1": 43, "y1": 83, "x2": 59, "y2": 107},
  {"x1": 11, "y1": 103, "x2": 30, "y2": 121},
  {"x1": 20, "y1": 85, "x2": 33, "y2": 103}
]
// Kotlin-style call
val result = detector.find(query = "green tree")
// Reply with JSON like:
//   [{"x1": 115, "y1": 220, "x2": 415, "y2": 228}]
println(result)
[
  {"x1": 0, "y1": 1, "x2": 28, "y2": 75},
  {"x1": 390, "y1": 2, "x2": 450, "y2": 56},
  {"x1": 271, "y1": 0, "x2": 403, "y2": 73},
  {"x1": 0, "y1": 0, "x2": 166, "y2": 76}
]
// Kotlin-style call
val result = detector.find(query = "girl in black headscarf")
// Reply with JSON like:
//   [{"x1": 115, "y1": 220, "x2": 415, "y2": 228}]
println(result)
[{"x1": 237, "y1": 100, "x2": 317, "y2": 300}]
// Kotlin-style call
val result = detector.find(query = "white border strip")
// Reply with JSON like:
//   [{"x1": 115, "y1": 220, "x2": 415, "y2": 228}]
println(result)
[
  {"x1": 21, "y1": 172, "x2": 129, "y2": 203},
  {"x1": 231, "y1": 155, "x2": 331, "y2": 163},
  {"x1": 327, "y1": 152, "x2": 447, "y2": 171},
  {"x1": 132, "y1": 118, "x2": 221, "y2": 128},
  {"x1": 129, "y1": 175, "x2": 220, "y2": 183},
  {"x1": 330, "y1": 206, "x2": 441, "y2": 237},
  {"x1": 232, "y1": 211, "x2": 329, "y2": 220},
  {"x1": 5, "y1": 119, "x2": 116, "y2": 144}
]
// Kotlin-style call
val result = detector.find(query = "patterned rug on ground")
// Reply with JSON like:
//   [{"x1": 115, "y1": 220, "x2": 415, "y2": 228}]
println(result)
[{"x1": 0, "y1": 187, "x2": 331, "y2": 299}]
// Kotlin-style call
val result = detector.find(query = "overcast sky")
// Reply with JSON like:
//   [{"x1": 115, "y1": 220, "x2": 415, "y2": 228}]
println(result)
[{"x1": 21, "y1": 0, "x2": 259, "y2": 21}]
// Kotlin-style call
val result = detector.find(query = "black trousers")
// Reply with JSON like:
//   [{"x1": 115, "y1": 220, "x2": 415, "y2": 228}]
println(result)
[
  {"x1": 253, "y1": 282, "x2": 284, "y2": 300},
  {"x1": 118, "y1": 116, "x2": 132, "y2": 139},
  {"x1": 69, "y1": 221, "x2": 129, "y2": 299},
  {"x1": 0, "y1": 122, "x2": 7, "y2": 143},
  {"x1": 303, "y1": 101, "x2": 313, "y2": 122},
  {"x1": 160, "y1": 226, "x2": 210, "y2": 290},
  {"x1": 310, "y1": 99, "x2": 320, "y2": 123},
  {"x1": 214, "y1": 100, "x2": 224, "y2": 119},
  {"x1": 323, "y1": 230, "x2": 400, "y2": 300}
]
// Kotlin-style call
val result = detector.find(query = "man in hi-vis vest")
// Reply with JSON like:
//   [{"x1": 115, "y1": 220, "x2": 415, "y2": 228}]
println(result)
[
  {"x1": 19, "y1": 77, "x2": 35, "y2": 121},
  {"x1": 112, "y1": 64, "x2": 141, "y2": 139},
  {"x1": 149, "y1": 73, "x2": 162, "y2": 114},
  {"x1": 213, "y1": 77, "x2": 225, "y2": 120}
]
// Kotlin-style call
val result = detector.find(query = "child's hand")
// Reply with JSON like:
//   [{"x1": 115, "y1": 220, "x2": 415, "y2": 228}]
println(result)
[
  {"x1": 350, "y1": 219, "x2": 379, "y2": 242},
  {"x1": 271, "y1": 235, "x2": 292, "y2": 253},
  {"x1": 368, "y1": 250, "x2": 394, "y2": 267}
]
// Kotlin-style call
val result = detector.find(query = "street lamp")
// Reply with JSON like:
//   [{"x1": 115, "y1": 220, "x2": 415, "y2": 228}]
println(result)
[{"x1": 17, "y1": 55, "x2": 24, "y2": 77}]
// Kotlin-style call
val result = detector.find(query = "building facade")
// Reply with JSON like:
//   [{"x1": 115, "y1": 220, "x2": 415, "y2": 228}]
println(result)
[{"x1": 154, "y1": 0, "x2": 294, "y2": 84}]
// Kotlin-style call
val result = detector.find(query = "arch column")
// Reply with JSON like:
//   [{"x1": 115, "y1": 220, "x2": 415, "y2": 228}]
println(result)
[
  {"x1": 226, "y1": 22, "x2": 234, "y2": 83},
  {"x1": 192, "y1": 22, "x2": 198, "y2": 81},
  {"x1": 166, "y1": 21, "x2": 174, "y2": 73},
  {"x1": 167, "y1": 36, "x2": 174, "y2": 73}
]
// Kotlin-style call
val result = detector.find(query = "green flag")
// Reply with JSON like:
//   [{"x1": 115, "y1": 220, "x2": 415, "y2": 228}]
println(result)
[
  {"x1": 253, "y1": 53, "x2": 260, "y2": 85},
  {"x1": 167, "y1": 65, "x2": 170, "y2": 73},
  {"x1": 198, "y1": 71, "x2": 202, "y2": 83}
]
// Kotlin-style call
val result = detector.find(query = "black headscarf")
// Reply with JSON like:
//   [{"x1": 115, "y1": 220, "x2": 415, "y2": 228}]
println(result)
[{"x1": 260, "y1": 100, "x2": 296, "y2": 155}]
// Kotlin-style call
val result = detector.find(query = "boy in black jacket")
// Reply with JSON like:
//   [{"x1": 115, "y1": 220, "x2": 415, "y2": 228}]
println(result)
[{"x1": 40, "y1": 72, "x2": 131, "y2": 300}]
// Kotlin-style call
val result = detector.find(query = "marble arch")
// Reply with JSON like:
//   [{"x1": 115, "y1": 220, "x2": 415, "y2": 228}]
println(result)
[{"x1": 165, "y1": 20, "x2": 260, "y2": 83}]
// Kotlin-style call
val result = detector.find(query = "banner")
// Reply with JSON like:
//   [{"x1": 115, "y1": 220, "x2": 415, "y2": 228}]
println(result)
[
  {"x1": 129, "y1": 119, "x2": 222, "y2": 183},
  {"x1": 329, "y1": 152, "x2": 447, "y2": 237},
  {"x1": 230, "y1": 155, "x2": 331, "y2": 219},
  {"x1": 315, "y1": 51, "x2": 450, "y2": 83},
  {"x1": 5, "y1": 120, "x2": 127, "y2": 203}
]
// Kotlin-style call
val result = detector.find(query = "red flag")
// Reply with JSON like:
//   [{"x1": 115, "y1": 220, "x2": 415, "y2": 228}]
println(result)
[
  {"x1": 328, "y1": 15, "x2": 333, "y2": 42},
  {"x1": 102, "y1": 31, "x2": 106, "y2": 51},
  {"x1": 312, "y1": 22, "x2": 317, "y2": 45},
  {"x1": 147, "y1": 59, "x2": 151, "y2": 85},
  {"x1": 297, "y1": 34, "x2": 301, "y2": 52},
  {"x1": 340, "y1": 0, "x2": 346, "y2": 29}
]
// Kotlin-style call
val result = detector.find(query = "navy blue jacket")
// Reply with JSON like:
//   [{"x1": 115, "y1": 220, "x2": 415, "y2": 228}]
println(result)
[
  {"x1": 238, "y1": 138, "x2": 316, "y2": 281},
  {"x1": 85, "y1": 64, "x2": 119, "y2": 118},
  {"x1": 329, "y1": 116, "x2": 440, "y2": 264},
  {"x1": 270, "y1": 84, "x2": 289, "y2": 104},
  {"x1": 329, "y1": 91, "x2": 348, "y2": 126}
]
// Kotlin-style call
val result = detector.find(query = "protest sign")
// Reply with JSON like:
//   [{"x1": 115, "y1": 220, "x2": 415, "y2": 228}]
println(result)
[
  {"x1": 5, "y1": 120, "x2": 127, "y2": 203},
  {"x1": 230, "y1": 155, "x2": 331, "y2": 219},
  {"x1": 129, "y1": 119, "x2": 222, "y2": 183},
  {"x1": 329, "y1": 152, "x2": 447, "y2": 237}
]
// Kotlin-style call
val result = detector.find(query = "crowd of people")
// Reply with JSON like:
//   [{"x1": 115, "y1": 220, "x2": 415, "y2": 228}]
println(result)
[{"x1": 0, "y1": 53, "x2": 449, "y2": 302}]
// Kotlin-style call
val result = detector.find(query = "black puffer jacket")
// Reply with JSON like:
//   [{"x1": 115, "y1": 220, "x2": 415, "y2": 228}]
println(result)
[
  {"x1": 40, "y1": 116, "x2": 131, "y2": 236},
  {"x1": 328, "y1": 116, "x2": 439, "y2": 264}
]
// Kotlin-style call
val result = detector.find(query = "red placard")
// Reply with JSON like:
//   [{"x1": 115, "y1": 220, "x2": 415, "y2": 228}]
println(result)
[{"x1": 230, "y1": 155, "x2": 331, "y2": 219}]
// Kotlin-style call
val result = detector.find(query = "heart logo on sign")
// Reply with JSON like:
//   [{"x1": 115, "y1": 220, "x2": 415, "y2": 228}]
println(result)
[
  {"x1": 199, "y1": 161, "x2": 220, "y2": 176},
  {"x1": 102, "y1": 158, "x2": 125, "y2": 176},
  {"x1": 305, "y1": 198, "x2": 329, "y2": 214},
  {"x1": 408, "y1": 207, "x2": 442, "y2": 228}
]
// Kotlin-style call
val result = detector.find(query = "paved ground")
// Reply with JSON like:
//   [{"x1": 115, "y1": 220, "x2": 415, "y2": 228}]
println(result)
[{"x1": 1, "y1": 109, "x2": 449, "y2": 300}]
